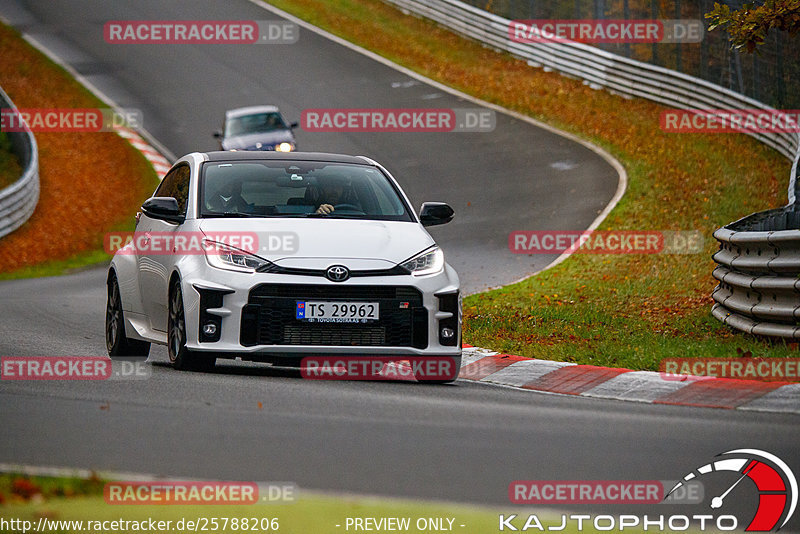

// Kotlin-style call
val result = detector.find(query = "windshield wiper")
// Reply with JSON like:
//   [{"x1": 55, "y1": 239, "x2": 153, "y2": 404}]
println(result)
[
  {"x1": 305, "y1": 214, "x2": 364, "y2": 219},
  {"x1": 206, "y1": 212, "x2": 317, "y2": 219},
  {"x1": 203, "y1": 212, "x2": 256, "y2": 218}
]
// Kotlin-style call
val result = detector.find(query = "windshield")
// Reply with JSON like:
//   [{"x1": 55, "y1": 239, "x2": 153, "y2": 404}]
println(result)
[
  {"x1": 200, "y1": 160, "x2": 414, "y2": 221},
  {"x1": 225, "y1": 112, "x2": 287, "y2": 137}
]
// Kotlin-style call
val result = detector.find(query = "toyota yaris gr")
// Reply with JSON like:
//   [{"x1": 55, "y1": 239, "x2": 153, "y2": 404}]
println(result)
[{"x1": 106, "y1": 151, "x2": 462, "y2": 382}]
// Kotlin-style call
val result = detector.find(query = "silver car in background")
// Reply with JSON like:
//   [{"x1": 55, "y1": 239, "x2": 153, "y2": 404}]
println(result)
[{"x1": 213, "y1": 105, "x2": 298, "y2": 152}]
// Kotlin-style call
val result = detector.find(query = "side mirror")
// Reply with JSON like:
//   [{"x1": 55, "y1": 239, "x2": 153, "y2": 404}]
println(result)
[
  {"x1": 419, "y1": 202, "x2": 454, "y2": 227},
  {"x1": 213, "y1": 130, "x2": 223, "y2": 138},
  {"x1": 141, "y1": 197, "x2": 184, "y2": 224},
  {"x1": 289, "y1": 121, "x2": 299, "y2": 129}
]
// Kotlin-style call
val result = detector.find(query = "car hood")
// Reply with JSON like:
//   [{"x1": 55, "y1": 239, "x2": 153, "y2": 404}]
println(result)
[
  {"x1": 221, "y1": 130, "x2": 294, "y2": 150},
  {"x1": 198, "y1": 218, "x2": 435, "y2": 269}
]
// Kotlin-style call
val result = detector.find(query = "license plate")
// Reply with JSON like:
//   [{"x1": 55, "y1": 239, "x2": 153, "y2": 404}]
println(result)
[{"x1": 296, "y1": 301, "x2": 379, "y2": 323}]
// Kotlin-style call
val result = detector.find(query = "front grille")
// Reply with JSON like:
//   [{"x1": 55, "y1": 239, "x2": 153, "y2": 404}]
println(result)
[
  {"x1": 282, "y1": 324, "x2": 386, "y2": 345},
  {"x1": 255, "y1": 263, "x2": 409, "y2": 278},
  {"x1": 241, "y1": 284, "x2": 428, "y2": 348}
]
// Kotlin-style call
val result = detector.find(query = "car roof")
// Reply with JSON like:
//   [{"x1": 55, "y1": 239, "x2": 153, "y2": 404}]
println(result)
[
  {"x1": 225, "y1": 106, "x2": 281, "y2": 119},
  {"x1": 203, "y1": 151, "x2": 373, "y2": 165}
]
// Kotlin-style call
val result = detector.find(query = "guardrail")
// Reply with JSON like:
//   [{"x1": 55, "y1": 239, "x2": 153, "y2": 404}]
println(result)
[
  {"x1": 384, "y1": 0, "x2": 799, "y2": 161},
  {"x1": 382, "y1": 0, "x2": 800, "y2": 337},
  {"x1": 0, "y1": 86, "x2": 39, "y2": 240}
]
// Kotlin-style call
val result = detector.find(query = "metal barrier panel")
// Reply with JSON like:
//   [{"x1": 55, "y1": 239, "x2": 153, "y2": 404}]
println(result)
[{"x1": 0, "y1": 85, "x2": 39, "y2": 240}]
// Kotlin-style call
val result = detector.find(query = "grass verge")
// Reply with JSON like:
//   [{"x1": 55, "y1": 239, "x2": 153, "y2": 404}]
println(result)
[
  {"x1": 0, "y1": 474, "x2": 500, "y2": 534},
  {"x1": 0, "y1": 23, "x2": 159, "y2": 277},
  {"x1": 266, "y1": 0, "x2": 797, "y2": 370},
  {"x1": 0, "y1": 474, "x2": 678, "y2": 534}
]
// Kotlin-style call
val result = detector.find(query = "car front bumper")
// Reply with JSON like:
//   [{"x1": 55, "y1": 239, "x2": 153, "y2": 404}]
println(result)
[{"x1": 178, "y1": 262, "x2": 462, "y2": 360}]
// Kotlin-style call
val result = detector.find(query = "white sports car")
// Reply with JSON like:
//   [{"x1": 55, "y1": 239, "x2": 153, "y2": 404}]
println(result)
[{"x1": 106, "y1": 151, "x2": 461, "y2": 382}]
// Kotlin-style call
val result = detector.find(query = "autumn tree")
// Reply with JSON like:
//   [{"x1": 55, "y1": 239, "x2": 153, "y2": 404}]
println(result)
[{"x1": 706, "y1": 0, "x2": 800, "y2": 52}]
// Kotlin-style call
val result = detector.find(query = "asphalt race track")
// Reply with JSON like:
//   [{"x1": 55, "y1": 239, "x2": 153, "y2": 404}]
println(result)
[
  {"x1": 2, "y1": 267, "x2": 799, "y2": 522},
  {"x1": 0, "y1": 0, "x2": 622, "y2": 294},
  {"x1": 0, "y1": 0, "x2": 798, "y2": 528}
]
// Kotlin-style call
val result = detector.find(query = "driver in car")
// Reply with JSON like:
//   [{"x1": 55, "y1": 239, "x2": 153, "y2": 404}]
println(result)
[
  {"x1": 314, "y1": 177, "x2": 357, "y2": 215},
  {"x1": 207, "y1": 181, "x2": 251, "y2": 213}
]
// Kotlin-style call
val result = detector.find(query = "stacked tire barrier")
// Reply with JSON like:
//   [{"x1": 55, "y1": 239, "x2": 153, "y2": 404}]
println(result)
[
  {"x1": 712, "y1": 158, "x2": 800, "y2": 338},
  {"x1": 381, "y1": 0, "x2": 800, "y2": 337},
  {"x1": 0, "y1": 85, "x2": 39, "y2": 240}
]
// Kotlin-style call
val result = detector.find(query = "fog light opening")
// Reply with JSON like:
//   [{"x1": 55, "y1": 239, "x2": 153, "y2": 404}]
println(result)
[
  {"x1": 440, "y1": 327, "x2": 455, "y2": 340},
  {"x1": 203, "y1": 323, "x2": 218, "y2": 336}
]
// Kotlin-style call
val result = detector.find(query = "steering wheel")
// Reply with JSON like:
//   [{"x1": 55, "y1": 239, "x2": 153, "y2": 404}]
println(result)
[{"x1": 333, "y1": 203, "x2": 363, "y2": 212}]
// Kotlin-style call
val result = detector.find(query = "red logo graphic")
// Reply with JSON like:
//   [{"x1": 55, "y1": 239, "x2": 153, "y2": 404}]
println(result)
[
  {"x1": 302, "y1": 109, "x2": 456, "y2": 132},
  {"x1": 509, "y1": 231, "x2": 664, "y2": 254},
  {"x1": 104, "y1": 21, "x2": 259, "y2": 44},
  {"x1": 660, "y1": 358, "x2": 800, "y2": 382},
  {"x1": 1, "y1": 357, "x2": 111, "y2": 380},
  {"x1": 105, "y1": 232, "x2": 261, "y2": 255},
  {"x1": 667, "y1": 449, "x2": 797, "y2": 531},
  {"x1": 510, "y1": 480, "x2": 663, "y2": 504},
  {"x1": 661, "y1": 109, "x2": 800, "y2": 133},
  {"x1": 104, "y1": 482, "x2": 258, "y2": 505},
  {"x1": 300, "y1": 357, "x2": 456, "y2": 381},
  {"x1": 509, "y1": 19, "x2": 663, "y2": 43}
]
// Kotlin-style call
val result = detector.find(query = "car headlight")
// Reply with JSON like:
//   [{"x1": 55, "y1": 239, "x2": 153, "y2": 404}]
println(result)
[
  {"x1": 275, "y1": 142, "x2": 295, "y2": 152},
  {"x1": 400, "y1": 247, "x2": 444, "y2": 276},
  {"x1": 203, "y1": 239, "x2": 269, "y2": 273}
]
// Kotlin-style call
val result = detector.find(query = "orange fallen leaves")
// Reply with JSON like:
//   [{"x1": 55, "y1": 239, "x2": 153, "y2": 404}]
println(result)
[{"x1": 0, "y1": 24, "x2": 154, "y2": 272}]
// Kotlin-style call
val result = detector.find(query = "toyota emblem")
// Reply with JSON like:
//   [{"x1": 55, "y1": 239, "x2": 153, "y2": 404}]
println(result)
[{"x1": 326, "y1": 265, "x2": 350, "y2": 282}]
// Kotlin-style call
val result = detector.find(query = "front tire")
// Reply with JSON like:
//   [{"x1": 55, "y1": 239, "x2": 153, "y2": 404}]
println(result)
[
  {"x1": 168, "y1": 281, "x2": 215, "y2": 371},
  {"x1": 413, "y1": 356, "x2": 461, "y2": 384},
  {"x1": 106, "y1": 273, "x2": 150, "y2": 361}
]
